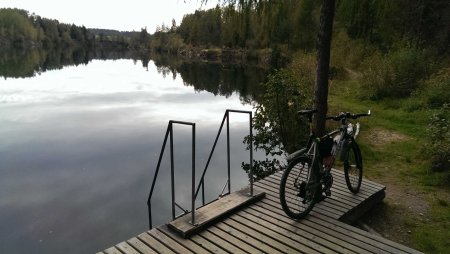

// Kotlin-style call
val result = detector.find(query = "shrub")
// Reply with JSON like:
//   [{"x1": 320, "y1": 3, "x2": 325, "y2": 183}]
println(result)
[
  {"x1": 425, "y1": 104, "x2": 450, "y2": 178},
  {"x1": 421, "y1": 68, "x2": 450, "y2": 109},
  {"x1": 360, "y1": 48, "x2": 429, "y2": 100},
  {"x1": 242, "y1": 68, "x2": 313, "y2": 179}
]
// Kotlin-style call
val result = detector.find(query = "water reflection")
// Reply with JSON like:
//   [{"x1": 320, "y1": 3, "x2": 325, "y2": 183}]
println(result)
[{"x1": 0, "y1": 58, "x2": 267, "y2": 253}]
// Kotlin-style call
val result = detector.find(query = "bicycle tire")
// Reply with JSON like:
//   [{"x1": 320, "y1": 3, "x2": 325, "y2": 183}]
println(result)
[
  {"x1": 344, "y1": 140, "x2": 363, "y2": 193},
  {"x1": 279, "y1": 155, "x2": 318, "y2": 219}
]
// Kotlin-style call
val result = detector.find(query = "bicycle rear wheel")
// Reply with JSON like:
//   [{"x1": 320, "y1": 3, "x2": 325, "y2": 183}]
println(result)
[
  {"x1": 344, "y1": 141, "x2": 363, "y2": 193},
  {"x1": 279, "y1": 155, "x2": 318, "y2": 219}
]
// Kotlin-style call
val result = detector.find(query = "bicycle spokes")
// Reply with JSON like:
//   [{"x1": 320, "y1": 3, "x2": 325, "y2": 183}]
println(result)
[{"x1": 279, "y1": 156, "x2": 318, "y2": 219}]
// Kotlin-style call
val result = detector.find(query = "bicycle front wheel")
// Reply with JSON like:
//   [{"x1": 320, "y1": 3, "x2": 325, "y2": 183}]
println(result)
[
  {"x1": 279, "y1": 155, "x2": 318, "y2": 219},
  {"x1": 344, "y1": 140, "x2": 363, "y2": 193}
]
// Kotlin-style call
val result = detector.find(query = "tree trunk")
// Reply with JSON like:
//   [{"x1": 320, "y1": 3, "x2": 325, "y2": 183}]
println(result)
[{"x1": 314, "y1": 0, "x2": 335, "y2": 136}]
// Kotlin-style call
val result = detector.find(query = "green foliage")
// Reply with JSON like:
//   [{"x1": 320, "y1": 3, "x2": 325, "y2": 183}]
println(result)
[
  {"x1": 179, "y1": 1, "x2": 320, "y2": 50},
  {"x1": 331, "y1": 30, "x2": 375, "y2": 72},
  {"x1": 359, "y1": 48, "x2": 430, "y2": 100},
  {"x1": 179, "y1": 7, "x2": 222, "y2": 47},
  {"x1": 425, "y1": 104, "x2": 450, "y2": 178},
  {"x1": 0, "y1": 8, "x2": 95, "y2": 50},
  {"x1": 254, "y1": 68, "x2": 313, "y2": 153},
  {"x1": 336, "y1": 0, "x2": 450, "y2": 51},
  {"x1": 242, "y1": 68, "x2": 313, "y2": 178},
  {"x1": 0, "y1": 8, "x2": 38, "y2": 48},
  {"x1": 149, "y1": 31, "x2": 186, "y2": 53},
  {"x1": 419, "y1": 69, "x2": 450, "y2": 109},
  {"x1": 241, "y1": 158, "x2": 281, "y2": 181}
]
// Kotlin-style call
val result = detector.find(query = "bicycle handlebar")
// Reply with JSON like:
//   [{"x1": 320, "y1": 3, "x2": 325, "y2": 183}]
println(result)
[
  {"x1": 326, "y1": 110, "x2": 371, "y2": 121},
  {"x1": 297, "y1": 109, "x2": 371, "y2": 121}
]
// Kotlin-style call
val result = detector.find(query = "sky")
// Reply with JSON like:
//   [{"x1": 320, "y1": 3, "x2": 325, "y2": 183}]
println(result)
[{"x1": 0, "y1": 0, "x2": 218, "y2": 32}]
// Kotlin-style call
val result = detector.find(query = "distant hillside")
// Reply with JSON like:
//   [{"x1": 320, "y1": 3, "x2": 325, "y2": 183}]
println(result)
[
  {"x1": 0, "y1": 8, "x2": 149, "y2": 51},
  {"x1": 89, "y1": 28, "x2": 139, "y2": 38}
]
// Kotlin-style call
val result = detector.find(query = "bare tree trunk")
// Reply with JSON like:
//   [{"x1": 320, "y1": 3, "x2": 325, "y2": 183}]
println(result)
[{"x1": 314, "y1": 0, "x2": 335, "y2": 136}]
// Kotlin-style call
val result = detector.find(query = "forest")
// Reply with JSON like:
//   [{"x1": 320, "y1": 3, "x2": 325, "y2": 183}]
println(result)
[
  {"x1": 146, "y1": 0, "x2": 449, "y2": 179},
  {"x1": 0, "y1": 8, "x2": 141, "y2": 51}
]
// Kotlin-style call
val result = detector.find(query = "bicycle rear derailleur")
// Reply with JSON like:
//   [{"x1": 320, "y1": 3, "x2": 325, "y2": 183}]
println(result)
[{"x1": 321, "y1": 171, "x2": 333, "y2": 197}]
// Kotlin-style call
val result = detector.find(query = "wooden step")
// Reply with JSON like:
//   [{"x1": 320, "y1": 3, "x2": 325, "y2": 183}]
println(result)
[{"x1": 167, "y1": 187, "x2": 265, "y2": 238}]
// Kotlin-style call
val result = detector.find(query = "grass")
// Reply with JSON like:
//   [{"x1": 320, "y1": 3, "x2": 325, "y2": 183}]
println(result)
[
  {"x1": 328, "y1": 80, "x2": 450, "y2": 253},
  {"x1": 412, "y1": 197, "x2": 450, "y2": 253}
]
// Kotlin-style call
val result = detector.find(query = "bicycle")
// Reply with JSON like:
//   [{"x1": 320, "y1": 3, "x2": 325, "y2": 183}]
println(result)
[{"x1": 279, "y1": 109, "x2": 371, "y2": 219}]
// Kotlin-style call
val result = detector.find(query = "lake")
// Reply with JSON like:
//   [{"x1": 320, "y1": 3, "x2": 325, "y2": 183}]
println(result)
[{"x1": 0, "y1": 55, "x2": 269, "y2": 253}]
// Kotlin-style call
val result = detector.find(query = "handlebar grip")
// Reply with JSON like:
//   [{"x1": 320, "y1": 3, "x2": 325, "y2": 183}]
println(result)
[{"x1": 353, "y1": 110, "x2": 372, "y2": 119}]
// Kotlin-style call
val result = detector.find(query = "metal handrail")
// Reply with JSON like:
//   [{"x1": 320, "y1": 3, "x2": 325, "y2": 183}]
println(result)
[
  {"x1": 147, "y1": 120, "x2": 195, "y2": 229},
  {"x1": 147, "y1": 109, "x2": 253, "y2": 229},
  {"x1": 194, "y1": 109, "x2": 253, "y2": 203}
]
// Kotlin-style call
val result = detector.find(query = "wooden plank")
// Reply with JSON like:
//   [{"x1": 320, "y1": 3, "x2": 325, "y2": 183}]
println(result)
[
  {"x1": 198, "y1": 229, "x2": 247, "y2": 253},
  {"x1": 189, "y1": 234, "x2": 228, "y2": 253},
  {"x1": 246, "y1": 206, "x2": 368, "y2": 254},
  {"x1": 330, "y1": 168, "x2": 386, "y2": 190},
  {"x1": 252, "y1": 200, "x2": 388, "y2": 253},
  {"x1": 272, "y1": 169, "x2": 384, "y2": 196},
  {"x1": 254, "y1": 181, "x2": 343, "y2": 219},
  {"x1": 168, "y1": 188, "x2": 265, "y2": 238},
  {"x1": 270, "y1": 170, "x2": 370, "y2": 202},
  {"x1": 149, "y1": 228, "x2": 193, "y2": 254},
  {"x1": 256, "y1": 183, "x2": 385, "y2": 230},
  {"x1": 224, "y1": 217, "x2": 309, "y2": 253},
  {"x1": 258, "y1": 175, "x2": 364, "y2": 208},
  {"x1": 206, "y1": 226, "x2": 264, "y2": 254},
  {"x1": 116, "y1": 241, "x2": 140, "y2": 254},
  {"x1": 254, "y1": 182, "x2": 341, "y2": 220},
  {"x1": 103, "y1": 247, "x2": 121, "y2": 254},
  {"x1": 257, "y1": 174, "x2": 377, "y2": 215},
  {"x1": 270, "y1": 174, "x2": 353, "y2": 213},
  {"x1": 157, "y1": 225, "x2": 209, "y2": 254},
  {"x1": 231, "y1": 211, "x2": 339, "y2": 254},
  {"x1": 309, "y1": 213, "x2": 422, "y2": 254},
  {"x1": 137, "y1": 232, "x2": 176, "y2": 254},
  {"x1": 256, "y1": 197, "x2": 400, "y2": 253},
  {"x1": 340, "y1": 189, "x2": 386, "y2": 224},
  {"x1": 127, "y1": 237, "x2": 157, "y2": 254},
  {"x1": 214, "y1": 221, "x2": 286, "y2": 254}
]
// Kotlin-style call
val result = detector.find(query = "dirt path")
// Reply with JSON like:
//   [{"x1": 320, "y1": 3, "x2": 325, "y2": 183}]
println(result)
[{"x1": 357, "y1": 128, "x2": 428, "y2": 246}]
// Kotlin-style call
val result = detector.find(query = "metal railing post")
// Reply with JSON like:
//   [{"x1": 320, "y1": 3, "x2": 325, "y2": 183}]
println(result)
[
  {"x1": 201, "y1": 181, "x2": 205, "y2": 205},
  {"x1": 147, "y1": 124, "x2": 171, "y2": 229},
  {"x1": 249, "y1": 111, "x2": 254, "y2": 196},
  {"x1": 191, "y1": 123, "x2": 196, "y2": 225},
  {"x1": 194, "y1": 113, "x2": 227, "y2": 199},
  {"x1": 148, "y1": 201, "x2": 152, "y2": 229},
  {"x1": 148, "y1": 110, "x2": 254, "y2": 229},
  {"x1": 169, "y1": 122, "x2": 175, "y2": 220},
  {"x1": 226, "y1": 110, "x2": 231, "y2": 194}
]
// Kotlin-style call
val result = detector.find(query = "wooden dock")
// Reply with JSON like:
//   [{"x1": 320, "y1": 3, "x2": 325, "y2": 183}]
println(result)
[{"x1": 99, "y1": 169, "x2": 422, "y2": 254}]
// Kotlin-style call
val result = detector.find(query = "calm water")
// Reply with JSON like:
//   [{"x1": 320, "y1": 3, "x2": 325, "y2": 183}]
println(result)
[{"x1": 0, "y1": 58, "x2": 267, "y2": 253}]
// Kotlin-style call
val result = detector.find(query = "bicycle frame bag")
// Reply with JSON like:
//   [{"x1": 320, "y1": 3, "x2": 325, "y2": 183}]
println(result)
[{"x1": 319, "y1": 136, "x2": 333, "y2": 157}]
